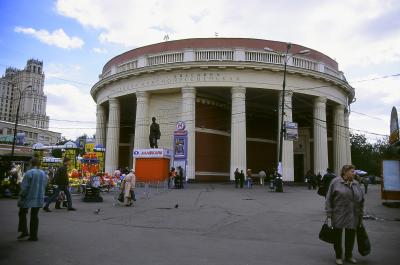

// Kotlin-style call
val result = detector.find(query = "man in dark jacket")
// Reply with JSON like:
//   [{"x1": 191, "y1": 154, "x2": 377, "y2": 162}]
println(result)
[
  {"x1": 234, "y1": 168, "x2": 240, "y2": 188},
  {"x1": 320, "y1": 168, "x2": 336, "y2": 197},
  {"x1": 43, "y1": 158, "x2": 76, "y2": 212},
  {"x1": 176, "y1": 166, "x2": 184, "y2": 189},
  {"x1": 239, "y1": 170, "x2": 245, "y2": 188}
]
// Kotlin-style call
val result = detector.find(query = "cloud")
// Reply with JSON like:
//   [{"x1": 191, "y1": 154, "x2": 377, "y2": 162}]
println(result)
[
  {"x1": 350, "y1": 74, "x2": 400, "y2": 137},
  {"x1": 46, "y1": 63, "x2": 82, "y2": 78},
  {"x1": 44, "y1": 83, "x2": 96, "y2": 139},
  {"x1": 54, "y1": 0, "x2": 400, "y2": 66},
  {"x1": 92, "y1": 47, "x2": 107, "y2": 53},
  {"x1": 14, "y1": 26, "x2": 84, "y2": 49}
]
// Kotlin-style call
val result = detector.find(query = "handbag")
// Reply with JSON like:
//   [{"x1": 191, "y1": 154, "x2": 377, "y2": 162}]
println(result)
[
  {"x1": 118, "y1": 192, "x2": 124, "y2": 202},
  {"x1": 319, "y1": 217, "x2": 335, "y2": 244},
  {"x1": 357, "y1": 222, "x2": 371, "y2": 256}
]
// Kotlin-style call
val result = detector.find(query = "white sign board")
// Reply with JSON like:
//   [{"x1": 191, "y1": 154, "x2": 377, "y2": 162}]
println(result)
[
  {"x1": 382, "y1": 160, "x2": 400, "y2": 191},
  {"x1": 133, "y1": 148, "x2": 172, "y2": 158}
]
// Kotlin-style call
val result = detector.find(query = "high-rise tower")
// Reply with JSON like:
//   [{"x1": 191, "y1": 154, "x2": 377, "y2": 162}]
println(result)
[{"x1": 0, "y1": 59, "x2": 49, "y2": 129}]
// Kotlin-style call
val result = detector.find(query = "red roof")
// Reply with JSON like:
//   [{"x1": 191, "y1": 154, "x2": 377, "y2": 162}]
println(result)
[{"x1": 102, "y1": 38, "x2": 338, "y2": 74}]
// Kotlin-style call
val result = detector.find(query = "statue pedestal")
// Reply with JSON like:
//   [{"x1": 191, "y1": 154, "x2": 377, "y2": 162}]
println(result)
[{"x1": 133, "y1": 148, "x2": 172, "y2": 182}]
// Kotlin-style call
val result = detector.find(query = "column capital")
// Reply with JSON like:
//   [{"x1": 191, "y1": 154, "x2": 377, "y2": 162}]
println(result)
[
  {"x1": 136, "y1": 91, "x2": 149, "y2": 101},
  {"x1": 182, "y1": 87, "x2": 196, "y2": 100},
  {"x1": 108, "y1": 97, "x2": 120, "y2": 106},
  {"x1": 231, "y1": 86, "x2": 246, "y2": 95},
  {"x1": 285, "y1": 90, "x2": 294, "y2": 98},
  {"x1": 182, "y1": 86, "x2": 196, "y2": 94},
  {"x1": 97, "y1": 103, "x2": 105, "y2": 112},
  {"x1": 334, "y1": 104, "x2": 346, "y2": 112},
  {"x1": 279, "y1": 90, "x2": 293, "y2": 99},
  {"x1": 314, "y1": 96, "x2": 327, "y2": 105}
]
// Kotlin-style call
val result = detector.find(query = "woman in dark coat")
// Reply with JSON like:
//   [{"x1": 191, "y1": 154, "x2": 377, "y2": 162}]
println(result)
[{"x1": 325, "y1": 165, "x2": 364, "y2": 265}]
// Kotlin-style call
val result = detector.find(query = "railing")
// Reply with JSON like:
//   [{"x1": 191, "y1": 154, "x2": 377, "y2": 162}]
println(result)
[
  {"x1": 117, "y1": 60, "x2": 138, "y2": 73},
  {"x1": 100, "y1": 49, "x2": 343, "y2": 80},
  {"x1": 245, "y1": 51, "x2": 283, "y2": 64},
  {"x1": 324, "y1": 65, "x2": 339, "y2": 77},
  {"x1": 292, "y1": 57, "x2": 318, "y2": 71},
  {"x1": 147, "y1": 52, "x2": 184, "y2": 66},
  {"x1": 102, "y1": 69, "x2": 111, "y2": 79},
  {"x1": 195, "y1": 50, "x2": 234, "y2": 61}
]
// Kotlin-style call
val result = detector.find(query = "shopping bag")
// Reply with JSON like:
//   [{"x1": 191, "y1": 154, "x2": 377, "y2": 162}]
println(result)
[
  {"x1": 118, "y1": 192, "x2": 124, "y2": 202},
  {"x1": 357, "y1": 223, "x2": 371, "y2": 256},
  {"x1": 319, "y1": 218, "x2": 335, "y2": 244}
]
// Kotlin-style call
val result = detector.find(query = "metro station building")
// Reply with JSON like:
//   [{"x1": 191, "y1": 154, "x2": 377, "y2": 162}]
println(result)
[{"x1": 91, "y1": 38, "x2": 354, "y2": 182}]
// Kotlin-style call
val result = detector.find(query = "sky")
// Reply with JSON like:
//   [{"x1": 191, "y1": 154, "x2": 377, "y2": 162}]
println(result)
[{"x1": 0, "y1": 0, "x2": 399, "y2": 141}]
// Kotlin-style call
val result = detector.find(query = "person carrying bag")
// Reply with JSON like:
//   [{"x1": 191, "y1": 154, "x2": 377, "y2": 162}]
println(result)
[{"x1": 324, "y1": 165, "x2": 365, "y2": 265}]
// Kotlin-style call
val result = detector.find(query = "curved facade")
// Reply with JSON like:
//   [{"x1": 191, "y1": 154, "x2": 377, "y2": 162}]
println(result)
[{"x1": 91, "y1": 38, "x2": 354, "y2": 182}]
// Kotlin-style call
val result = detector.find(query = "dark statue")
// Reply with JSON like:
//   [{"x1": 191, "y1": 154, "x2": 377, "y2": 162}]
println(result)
[{"x1": 149, "y1": 117, "x2": 161, "y2": 148}]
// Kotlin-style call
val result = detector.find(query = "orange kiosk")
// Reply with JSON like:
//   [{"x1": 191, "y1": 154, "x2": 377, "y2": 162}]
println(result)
[{"x1": 133, "y1": 148, "x2": 173, "y2": 182}]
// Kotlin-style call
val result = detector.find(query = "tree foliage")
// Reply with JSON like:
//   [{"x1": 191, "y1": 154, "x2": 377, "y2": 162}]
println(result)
[{"x1": 350, "y1": 133, "x2": 400, "y2": 176}]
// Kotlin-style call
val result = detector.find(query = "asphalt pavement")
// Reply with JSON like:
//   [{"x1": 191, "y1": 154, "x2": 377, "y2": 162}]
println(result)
[{"x1": 0, "y1": 183, "x2": 399, "y2": 265}]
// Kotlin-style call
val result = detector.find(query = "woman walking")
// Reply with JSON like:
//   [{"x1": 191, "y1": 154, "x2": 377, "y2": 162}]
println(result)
[
  {"x1": 325, "y1": 165, "x2": 364, "y2": 265},
  {"x1": 121, "y1": 170, "x2": 136, "y2": 206}
]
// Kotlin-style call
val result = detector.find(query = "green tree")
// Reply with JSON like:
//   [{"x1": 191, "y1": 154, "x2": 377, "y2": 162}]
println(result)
[{"x1": 351, "y1": 133, "x2": 400, "y2": 176}]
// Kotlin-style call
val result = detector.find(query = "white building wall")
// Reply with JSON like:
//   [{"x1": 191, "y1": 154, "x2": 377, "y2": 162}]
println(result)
[{"x1": 148, "y1": 92, "x2": 182, "y2": 150}]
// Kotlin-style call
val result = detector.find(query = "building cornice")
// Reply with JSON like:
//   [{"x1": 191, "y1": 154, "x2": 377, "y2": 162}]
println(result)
[{"x1": 91, "y1": 61, "x2": 354, "y2": 103}]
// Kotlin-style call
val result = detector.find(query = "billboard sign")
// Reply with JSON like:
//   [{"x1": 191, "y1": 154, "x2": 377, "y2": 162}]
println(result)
[
  {"x1": 382, "y1": 160, "x2": 400, "y2": 191},
  {"x1": 133, "y1": 148, "x2": 172, "y2": 158},
  {"x1": 284, "y1": 121, "x2": 298, "y2": 141},
  {"x1": 16, "y1": 132, "x2": 25, "y2": 145}
]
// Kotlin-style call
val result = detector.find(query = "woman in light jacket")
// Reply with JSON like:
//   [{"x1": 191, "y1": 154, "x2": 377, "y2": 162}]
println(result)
[
  {"x1": 121, "y1": 170, "x2": 136, "y2": 206},
  {"x1": 325, "y1": 165, "x2": 364, "y2": 265}
]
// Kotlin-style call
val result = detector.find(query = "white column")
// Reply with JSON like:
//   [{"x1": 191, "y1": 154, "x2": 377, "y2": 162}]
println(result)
[
  {"x1": 230, "y1": 86, "x2": 246, "y2": 180},
  {"x1": 313, "y1": 97, "x2": 328, "y2": 176},
  {"x1": 333, "y1": 104, "x2": 347, "y2": 176},
  {"x1": 277, "y1": 91, "x2": 294, "y2": 181},
  {"x1": 344, "y1": 108, "x2": 351, "y2": 164},
  {"x1": 95, "y1": 104, "x2": 106, "y2": 147},
  {"x1": 134, "y1": 91, "x2": 150, "y2": 150},
  {"x1": 181, "y1": 87, "x2": 196, "y2": 180},
  {"x1": 105, "y1": 98, "x2": 120, "y2": 174}
]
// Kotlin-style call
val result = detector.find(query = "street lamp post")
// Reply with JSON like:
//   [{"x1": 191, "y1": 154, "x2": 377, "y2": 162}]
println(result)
[
  {"x1": 264, "y1": 44, "x2": 310, "y2": 178},
  {"x1": 10, "y1": 84, "x2": 32, "y2": 161}
]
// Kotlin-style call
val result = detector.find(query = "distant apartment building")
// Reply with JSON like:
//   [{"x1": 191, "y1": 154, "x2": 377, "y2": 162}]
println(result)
[
  {"x1": 0, "y1": 120, "x2": 61, "y2": 146},
  {"x1": 0, "y1": 59, "x2": 49, "y2": 129}
]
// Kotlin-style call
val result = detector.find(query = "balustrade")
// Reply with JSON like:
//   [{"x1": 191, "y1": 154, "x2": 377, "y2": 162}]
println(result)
[
  {"x1": 100, "y1": 48, "x2": 342, "y2": 80},
  {"x1": 292, "y1": 57, "x2": 318, "y2": 71},
  {"x1": 195, "y1": 50, "x2": 234, "y2": 61},
  {"x1": 147, "y1": 52, "x2": 184, "y2": 66},
  {"x1": 117, "y1": 60, "x2": 138, "y2": 73},
  {"x1": 245, "y1": 51, "x2": 282, "y2": 64}
]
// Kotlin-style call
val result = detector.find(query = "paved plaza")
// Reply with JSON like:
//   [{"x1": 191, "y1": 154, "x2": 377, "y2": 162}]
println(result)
[{"x1": 0, "y1": 184, "x2": 399, "y2": 265}]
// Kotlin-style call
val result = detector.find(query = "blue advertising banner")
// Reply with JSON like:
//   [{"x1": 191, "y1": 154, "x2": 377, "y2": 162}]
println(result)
[
  {"x1": 16, "y1": 132, "x2": 25, "y2": 145},
  {"x1": 173, "y1": 121, "x2": 188, "y2": 181},
  {"x1": 173, "y1": 134, "x2": 187, "y2": 159}
]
